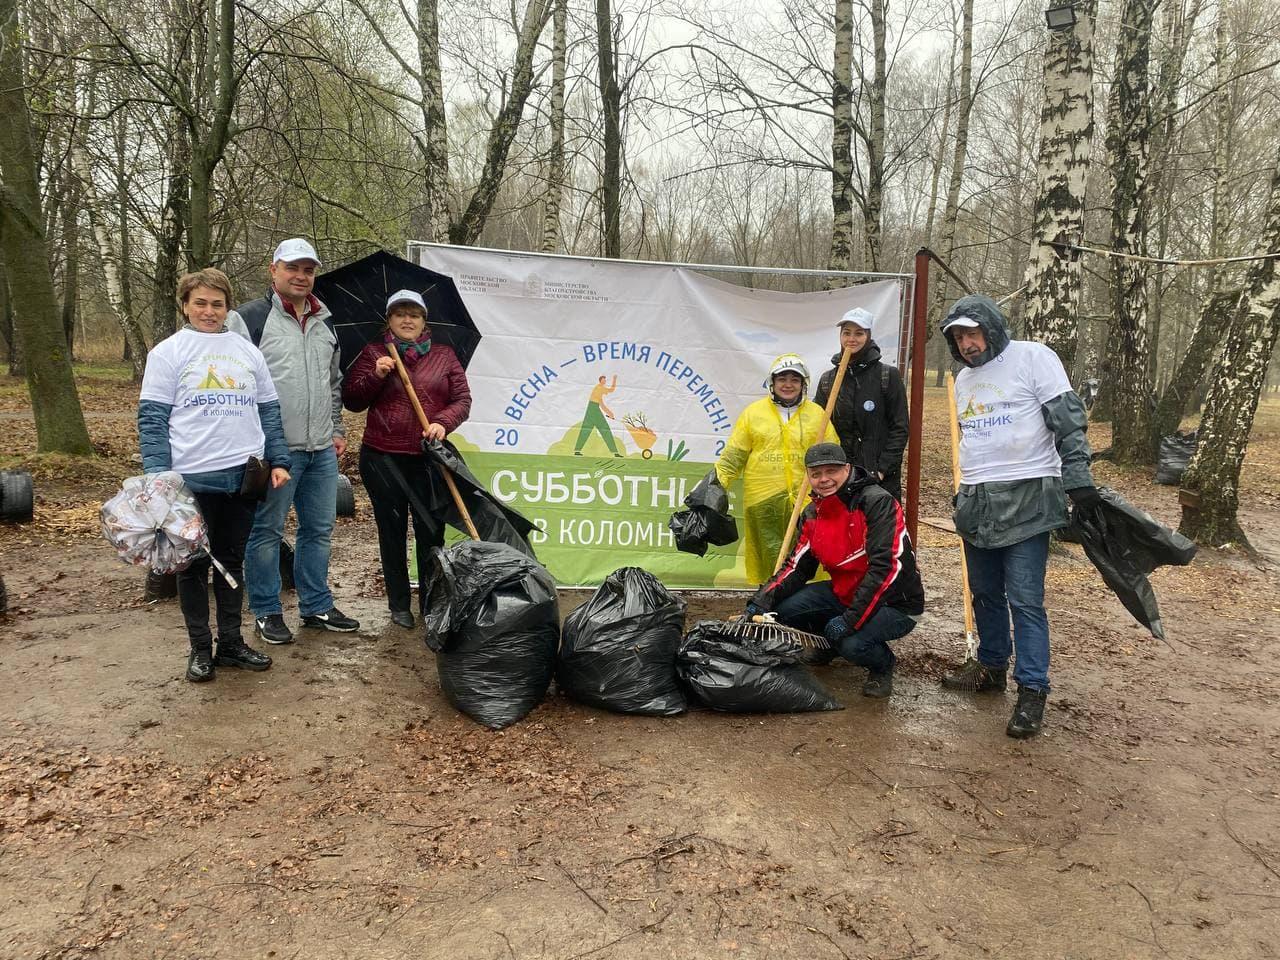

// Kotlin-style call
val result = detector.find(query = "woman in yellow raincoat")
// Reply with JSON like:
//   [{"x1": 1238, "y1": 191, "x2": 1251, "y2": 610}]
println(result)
[{"x1": 715, "y1": 354, "x2": 838, "y2": 584}]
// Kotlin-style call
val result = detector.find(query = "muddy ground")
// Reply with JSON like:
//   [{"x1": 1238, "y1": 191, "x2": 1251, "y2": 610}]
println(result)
[{"x1": 1, "y1": 371, "x2": 1278, "y2": 960}]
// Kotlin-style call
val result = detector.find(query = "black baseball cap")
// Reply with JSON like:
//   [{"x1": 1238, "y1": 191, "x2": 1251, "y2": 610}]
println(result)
[{"x1": 804, "y1": 442, "x2": 848, "y2": 468}]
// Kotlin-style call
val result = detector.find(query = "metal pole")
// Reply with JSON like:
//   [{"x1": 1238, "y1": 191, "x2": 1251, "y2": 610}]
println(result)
[{"x1": 904, "y1": 248, "x2": 930, "y2": 543}]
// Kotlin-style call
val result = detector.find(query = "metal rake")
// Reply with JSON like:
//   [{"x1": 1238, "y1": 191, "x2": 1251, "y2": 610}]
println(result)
[{"x1": 715, "y1": 615, "x2": 831, "y2": 650}]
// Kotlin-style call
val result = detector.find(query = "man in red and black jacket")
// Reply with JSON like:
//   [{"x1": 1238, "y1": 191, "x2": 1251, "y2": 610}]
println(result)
[{"x1": 746, "y1": 443, "x2": 924, "y2": 698}]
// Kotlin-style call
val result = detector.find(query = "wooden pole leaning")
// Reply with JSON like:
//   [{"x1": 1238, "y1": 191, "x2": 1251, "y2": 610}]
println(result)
[
  {"x1": 385, "y1": 344, "x2": 481, "y2": 541},
  {"x1": 946, "y1": 371, "x2": 978, "y2": 659},
  {"x1": 771, "y1": 345, "x2": 855, "y2": 575}
]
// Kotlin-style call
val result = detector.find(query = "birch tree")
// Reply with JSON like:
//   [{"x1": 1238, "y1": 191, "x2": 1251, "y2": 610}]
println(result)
[
  {"x1": 1178, "y1": 151, "x2": 1280, "y2": 546},
  {"x1": 1103, "y1": 0, "x2": 1157, "y2": 464},
  {"x1": 1022, "y1": 0, "x2": 1097, "y2": 371},
  {"x1": 541, "y1": 0, "x2": 567, "y2": 252},
  {"x1": 828, "y1": 0, "x2": 855, "y2": 273},
  {"x1": 929, "y1": 0, "x2": 974, "y2": 319}
]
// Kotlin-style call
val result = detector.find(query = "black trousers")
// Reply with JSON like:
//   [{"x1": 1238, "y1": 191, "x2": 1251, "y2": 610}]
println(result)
[
  {"x1": 359, "y1": 446, "x2": 446, "y2": 614},
  {"x1": 178, "y1": 490, "x2": 256, "y2": 651}
]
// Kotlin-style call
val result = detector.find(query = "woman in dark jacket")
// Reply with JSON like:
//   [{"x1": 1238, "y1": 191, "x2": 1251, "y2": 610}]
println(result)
[
  {"x1": 341, "y1": 290, "x2": 471, "y2": 628},
  {"x1": 813, "y1": 308, "x2": 909, "y2": 502}
]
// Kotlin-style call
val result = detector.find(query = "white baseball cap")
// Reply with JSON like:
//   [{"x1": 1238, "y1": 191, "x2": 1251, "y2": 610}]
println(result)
[
  {"x1": 386, "y1": 289, "x2": 427, "y2": 313},
  {"x1": 272, "y1": 237, "x2": 321, "y2": 265},
  {"x1": 838, "y1": 307, "x2": 875, "y2": 330},
  {"x1": 942, "y1": 314, "x2": 981, "y2": 330}
]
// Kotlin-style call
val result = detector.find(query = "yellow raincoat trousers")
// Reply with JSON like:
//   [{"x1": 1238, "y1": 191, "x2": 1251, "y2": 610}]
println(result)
[{"x1": 715, "y1": 397, "x2": 838, "y2": 584}]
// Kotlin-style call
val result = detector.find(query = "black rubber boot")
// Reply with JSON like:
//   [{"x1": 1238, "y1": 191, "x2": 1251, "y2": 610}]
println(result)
[
  {"x1": 186, "y1": 649, "x2": 215, "y2": 683},
  {"x1": 1006, "y1": 686, "x2": 1048, "y2": 739},
  {"x1": 941, "y1": 658, "x2": 1007, "y2": 693},
  {"x1": 390, "y1": 610, "x2": 414, "y2": 628}
]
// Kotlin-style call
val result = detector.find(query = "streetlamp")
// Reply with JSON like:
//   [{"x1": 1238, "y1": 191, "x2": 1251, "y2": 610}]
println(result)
[{"x1": 1046, "y1": 2, "x2": 1076, "y2": 30}]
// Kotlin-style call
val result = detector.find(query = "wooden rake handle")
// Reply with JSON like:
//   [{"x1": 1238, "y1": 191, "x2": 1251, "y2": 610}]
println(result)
[
  {"x1": 385, "y1": 344, "x2": 480, "y2": 541},
  {"x1": 772, "y1": 344, "x2": 855, "y2": 575},
  {"x1": 946, "y1": 371, "x2": 977, "y2": 650}
]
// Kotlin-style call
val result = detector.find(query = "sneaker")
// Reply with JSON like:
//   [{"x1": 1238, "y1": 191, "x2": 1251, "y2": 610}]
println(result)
[
  {"x1": 301, "y1": 607, "x2": 360, "y2": 632},
  {"x1": 1007, "y1": 686, "x2": 1048, "y2": 739},
  {"x1": 255, "y1": 614, "x2": 294, "y2": 645},
  {"x1": 214, "y1": 639, "x2": 272, "y2": 671},
  {"x1": 389, "y1": 610, "x2": 414, "y2": 628},
  {"x1": 941, "y1": 658, "x2": 1007, "y2": 693},
  {"x1": 862, "y1": 669, "x2": 894, "y2": 699},
  {"x1": 186, "y1": 649, "x2": 215, "y2": 683}
]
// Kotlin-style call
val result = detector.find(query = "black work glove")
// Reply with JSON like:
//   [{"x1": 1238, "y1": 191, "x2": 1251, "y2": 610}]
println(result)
[
  {"x1": 1068, "y1": 486, "x2": 1102, "y2": 511},
  {"x1": 744, "y1": 601, "x2": 764, "y2": 619}
]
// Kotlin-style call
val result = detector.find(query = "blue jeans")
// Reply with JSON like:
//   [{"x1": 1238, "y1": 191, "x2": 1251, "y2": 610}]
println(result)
[
  {"x1": 773, "y1": 582, "x2": 916, "y2": 673},
  {"x1": 245, "y1": 447, "x2": 337, "y2": 617},
  {"x1": 964, "y1": 531, "x2": 1051, "y2": 691}
]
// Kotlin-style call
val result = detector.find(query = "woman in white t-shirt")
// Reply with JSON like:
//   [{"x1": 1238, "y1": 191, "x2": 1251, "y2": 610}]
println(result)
[{"x1": 138, "y1": 269, "x2": 292, "y2": 683}]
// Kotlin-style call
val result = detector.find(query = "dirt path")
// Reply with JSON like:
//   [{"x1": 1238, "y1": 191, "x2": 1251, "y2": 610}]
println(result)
[
  {"x1": 2, "y1": 380, "x2": 1279, "y2": 959},
  {"x1": 2, "y1": 505, "x2": 1278, "y2": 959}
]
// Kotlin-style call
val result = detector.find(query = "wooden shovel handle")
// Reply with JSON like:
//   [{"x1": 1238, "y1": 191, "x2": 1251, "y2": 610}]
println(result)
[
  {"x1": 385, "y1": 344, "x2": 480, "y2": 540},
  {"x1": 772, "y1": 345, "x2": 855, "y2": 574}
]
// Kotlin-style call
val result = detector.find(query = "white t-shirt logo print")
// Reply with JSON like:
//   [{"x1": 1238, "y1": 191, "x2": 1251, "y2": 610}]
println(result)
[{"x1": 954, "y1": 340, "x2": 1072, "y2": 485}]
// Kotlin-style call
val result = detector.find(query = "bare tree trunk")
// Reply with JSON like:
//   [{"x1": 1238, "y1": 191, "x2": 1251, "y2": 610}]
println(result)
[
  {"x1": 60, "y1": 168, "x2": 80, "y2": 355},
  {"x1": 1179, "y1": 153, "x2": 1280, "y2": 546},
  {"x1": 417, "y1": 0, "x2": 452, "y2": 243},
  {"x1": 924, "y1": 44, "x2": 956, "y2": 244},
  {"x1": 1145, "y1": 0, "x2": 1202, "y2": 386},
  {"x1": 153, "y1": 109, "x2": 189, "y2": 339},
  {"x1": 930, "y1": 0, "x2": 974, "y2": 320},
  {"x1": 541, "y1": 0, "x2": 567, "y2": 253},
  {"x1": 454, "y1": 0, "x2": 553, "y2": 246},
  {"x1": 863, "y1": 0, "x2": 887, "y2": 271},
  {"x1": 71, "y1": 143, "x2": 148, "y2": 377},
  {"x1": 1152, "y1": 288, "x2": 1239, "y2": 439},
  {"x1": 1022, "y1": 0, "x2": 1097, "y2": 372},
  {"x1": 1104, "y1": 0, "x2": 1156, "y2": 465},
  {"x1": 595, "y1": 0, "x2": 621, "y2": 257},
  {"x1": 186, "y1": 0, "x2": 237, "y2": 267},
  {"x1": 828, "y1": 0, "x2": 854, "y2": 276},
  {"x1": 0, "y1": 0, "x2": 92, "y2": 454},
  {"x1": 0, "y1": 251, "x2": 19, "y2": 375}
]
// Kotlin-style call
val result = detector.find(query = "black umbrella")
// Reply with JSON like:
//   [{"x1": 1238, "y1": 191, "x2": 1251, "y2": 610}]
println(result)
[{"x1": 312, "y1": 249, "x2": 482, "y2": 372}]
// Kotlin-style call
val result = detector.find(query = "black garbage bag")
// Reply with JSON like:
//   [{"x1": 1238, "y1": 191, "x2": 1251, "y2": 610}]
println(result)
[
  {"x1": 558, "y1": 567, "x2": 688, "y2": 716},
  {"x1": 1068, "y1": 486, "x2": 1197, "y2": 640},
  {"x1": 676, "y1": 620, "x2": 843, "y2": 713},
  {"x1": 669, "y1": 469, "x2": 738, "y2": 556},
  {"x1": 1154, "y1": 430, "x2": 1198, "y2": 485},
  {"x1": 423, "y1": 440, "x2": 538, "y2": 557},
  {"x1": 424, "y1": 541, "x2": 560, "y2": 729}
]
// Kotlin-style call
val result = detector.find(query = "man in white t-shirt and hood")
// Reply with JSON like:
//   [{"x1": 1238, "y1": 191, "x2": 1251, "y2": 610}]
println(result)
[{"x1": 939, "y1": 294, "x2": 1100, "y2": 738}]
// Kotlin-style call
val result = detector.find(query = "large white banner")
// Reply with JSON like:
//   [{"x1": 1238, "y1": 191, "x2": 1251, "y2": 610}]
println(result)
[{"x1": 416, "y1": 244, "x2": 905, "y2": 588}]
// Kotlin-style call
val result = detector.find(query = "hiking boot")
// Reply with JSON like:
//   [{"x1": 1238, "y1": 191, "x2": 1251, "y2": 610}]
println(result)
[
  {"x1": 941, "y1": 658, "x2": 1007, "y2": 693},
  {"x1": 186, "y1": 649, "x2": 215, "y2": 683},
  {"x1": 301, "y1": 607, "x2": 360, "y2": 632},
  {"x1": 390, "y1": 609, "x2": 414, "y2": 629},
  {"x1": 862, "y1": 669, "x2": 893, "y2": 699},
  {"x1": 1007, "y1": 686, "x2": 1048, "y2": 739},
  {"x1": 255, "y1": 614, "x2": 294, "y2": 645},
  {"x1": 214, "y1": 639, "x2": 272, "y2": 671}
]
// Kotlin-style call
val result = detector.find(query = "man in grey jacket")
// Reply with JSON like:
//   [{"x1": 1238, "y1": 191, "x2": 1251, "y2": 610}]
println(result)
[
  {"x1": 232, "y1": 238, "x2": 359, "y2": 642},
  {"x1": 939, "y1": 294, "x2": 1099, "y2": 738}
]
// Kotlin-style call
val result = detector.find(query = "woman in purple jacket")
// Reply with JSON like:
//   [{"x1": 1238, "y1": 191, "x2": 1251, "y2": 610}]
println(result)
[{"x1": 341, "y1": 290, "x2": 471, "y2": 628}]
